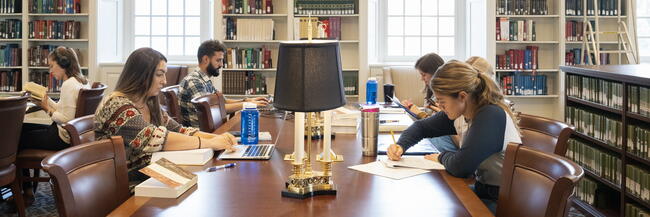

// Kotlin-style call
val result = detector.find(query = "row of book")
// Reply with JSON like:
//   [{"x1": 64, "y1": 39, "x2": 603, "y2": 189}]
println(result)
[
  {"x1": 566, "y1": 74, "x2": 624, "y2": 109},
  {"x1": 0, "y1": 70, "x2": 19, "y2": 92},
  {"x1": 496, "y1": 18, "x2": 536, "y2": 41},
  {"x1": 496, "y1": 0, "x2": 549, "y2": 15},
  {"x1": 628, "y1": 124, "x2": 650, "y2": 161},
  {"x1": 223, "y1": 47, "x2": 272, "y2": 69},
  {"x1": 221, "y1": 0, "x2": 273, "y2": 14},
  {"x1": 0, "y1": 44, "x2": 20, "y2": 66},
  {"x1": 222, "y1": 71, "x2": 267, "y2": 95},
  {"x1": 223, "y1": 18, "x2": 274, "y2": 41},
  {"x1": 575, "y1": 177, "x2": 598, "y2": 205},
  {"x1": 626, "y1": 164, "x2": 650, "y2": 203},
  {"x1": 0, "y1": 0, "x2": 20, "y2": 13},
  {"x1": 565, "y1": 21, "x2": 584, "y2": 42},
  {"x1": 0, "y1": 19, "x2": 20, "y2": 39},
  {"x1": 29, "y1": 0, "x2": 81, "y2": 14},
  {"x1": 343, "y1": 72, "x2": 357, "y2": 95},
  {"x1": 626, "y1": 203, "x2": 650, "y2": 217},
  {"x1": 566, "y1": 138, "x2": 622, "y2": 185},
  {"x1": 565, "y1": 106, "x2": 623, "y2": 148},
  {"x1": 29, "y1": 70, "x2": 61, "y2": 92},
  {"x1": 29, "y1": 20, "x2": 81, "y2": 39},
  {"x1": 294, "y1": 17, "x2": 342, "y2": 40},
  {"x1": 565, "y1": 0, "x2": 623, "y2": 16},
  {"x1": 628, "y1": 86, "x2": 650, "y2": 118},
  {"x1": 294, "y1": 0, "x2": 356, "y2": 15},
  {"x1": 28, "y1": 45, "x2": 81, "y2": 67},
  {"x1": 498, "y1": 73, "x2": 548, "y2": 96},
  {"x1": 565, "y1": 48, "x2": 611, "y2": 65},
  {"x1": 495, "y1": 46, "x2": 539, "y2": 70}
]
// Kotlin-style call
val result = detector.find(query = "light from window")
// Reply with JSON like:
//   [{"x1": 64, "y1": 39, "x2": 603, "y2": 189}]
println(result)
[
  {"x1": 134, "y1": 0, "x2": 203, "y2": 58},
  {"x1": 383, "y1": 0, "x2": 456, "y2": 61},
  {"x1": 638, "y1": 0, "x2": 650, "y2": 63}
]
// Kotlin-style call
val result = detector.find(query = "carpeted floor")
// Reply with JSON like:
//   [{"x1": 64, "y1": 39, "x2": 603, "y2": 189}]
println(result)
[{"x1": 0, "y1": 182, "x2": 58, "y2": 217}]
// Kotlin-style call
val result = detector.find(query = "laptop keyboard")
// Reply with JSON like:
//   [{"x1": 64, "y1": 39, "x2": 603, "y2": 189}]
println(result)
[{"x1": 243, "y1": 145, "x2": 272, "y2": 157}]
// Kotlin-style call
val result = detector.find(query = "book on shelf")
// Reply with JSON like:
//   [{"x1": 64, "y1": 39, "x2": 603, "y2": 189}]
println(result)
[
  {"x1": 626, "y1": 164, "x2": 650, "y2": 203},
  {"x1": 0, "y1": 69, "x2": 19, "y2": 92},
  {"x1": 567, "y1": 138, "x2": 622, "y2": 185},
  {"x1": 496, "y1": 0, "x2": 549, "y2": 15},
  {"x1": 29, "y1": 0, "x2": 81, "y2": 14},
  {"x1": 565, "y1": 106, "x2": 623, "y2": 148},
  {"x1": 565, "y1": 0, "x2": 622, "y2": 16},
  {"x1": 223, "y1": 18, "x2": 274, "y2": 41},
  {"x1": 628, "y1": 124, "x2": 650, "y2": 161},
  {"x1": 222, "y1": 71, "x2": 267, "y2": 95},
  {"x1": 628, "y1": 85, "x2": 650, "y2": 118},
  {"x1": 0, "y1": 19, "x2": 21, "y2": 39},
  {"x1": 565, "y1": 21, "x2": 584, "y2": 42},
  {"x1": 498, "y1": 72, "x2": 547, "y2": 96},
  {"x1": 223, "y1": 46, "x2": 272, "y2": 69},
  {"x1": 29, "y1": 70, "x2": 62, "y2": 92},
  {"x1": 294, "y1": 0, "x2": 356, "y2": 15},
  {"x1": 626, "y1": 203, "x2": 650, "y2": 217},
  {"x1": 0, "y1": 0, "x2": 21, "y2": 13},
  {"x1": 0, "y1": 44, "x2": 20, "y2": 66},
  {"x1": 565, "y1": 48, "x2": 611, "y2": 65},
  {"x1": 566, "y1": 74, "x2": 623, "y2": 109},
  {"x1": 28, "y1": 45, "x2": 81, "y2": 67},
  {"x1": 343, "y1": 71, "x2": 357, "y2": 95},
  {"x1": 222, "y1": 0, "x2": 273, "y2": 14},
  {"x1": 293, "y1": 17, "x2": 341, "y2": 40},
  {"x1": 496, "y1": 18, "x2": 536, "y2": 41},
  {"x1": 575, "y1": 177, "x2": 598, "y2": 205},
  {"x1": 495, "y1": 46, "x2": 538, "y2": 70},
  {"x1": 29, "y1": 20, "x2": 81, "y2": 39}
]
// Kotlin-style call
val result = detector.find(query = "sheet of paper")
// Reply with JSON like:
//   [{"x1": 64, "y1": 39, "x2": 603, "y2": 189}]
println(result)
[
  {"x1": 348, "y1": 161, "x2": 430, "y2": 180},
  {"x1": 380, "y1": 156, "x2": 445, "y2": 170}
]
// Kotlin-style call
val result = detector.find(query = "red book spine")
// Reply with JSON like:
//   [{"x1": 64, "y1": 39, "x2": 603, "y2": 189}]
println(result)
[{"x1": 496, "y1": 18, "x2": 501, "y2": 41}]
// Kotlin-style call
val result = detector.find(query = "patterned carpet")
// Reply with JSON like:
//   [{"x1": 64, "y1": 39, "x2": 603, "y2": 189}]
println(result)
[{"x1": 0, "y1": 182, "x2": 58, "y2": 217}]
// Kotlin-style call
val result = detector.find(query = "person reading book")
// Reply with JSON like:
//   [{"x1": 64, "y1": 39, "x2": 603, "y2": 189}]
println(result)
[
  {"x1": 178, "y1": 39, "x2": 269, "y2": 128},
  {"x1": 94, "y1": 48, "x2": 238, "y2": 190},
  {"x1": 387, "y1": 60, "x2": 522, "y2": 213},
  {"x1": 18, "y1": 46, "x2": 91, "y2": 203}
]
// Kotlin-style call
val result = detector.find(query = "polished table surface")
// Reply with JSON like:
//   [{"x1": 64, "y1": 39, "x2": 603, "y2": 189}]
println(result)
[{"x1": 109, "y1": 115, "x2": 494, "y2": 217}]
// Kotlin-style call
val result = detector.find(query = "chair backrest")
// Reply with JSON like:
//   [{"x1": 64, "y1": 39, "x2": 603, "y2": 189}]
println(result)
[
  {"x1": 497, "y1": 143, "x2": 583, "y2": 217},
  {"x1": 74, "y1": 82, "x2": 107, "y2": 118},
  {"x1": 61, "y1": 115, "x2": 95, "y2": 146},
  {"x1": 166, "y1": 65, "x2": 189, "y2": 86},
  {"x1": 42, "y1": 136, "x2": 129, "y2": 217},
  {"x1": 383, "y1": 66, "x2": 425, "y2": 106},
  {"x1": 518, "y1": 113, "x2": 575, "y2": 156},
  {"x1": 0, "y1": 95, "x2": 28, "y2": 168},
  {"x1": 160, "y1": 85, "x2": 181, "y2": 121},
  {"x1": 191, "y1": 92, "x2": 227, "y2": 132}
]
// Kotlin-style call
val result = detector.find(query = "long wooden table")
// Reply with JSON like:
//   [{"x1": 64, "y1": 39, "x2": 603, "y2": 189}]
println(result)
[{"x1": 109, "y1": 115, "x2": 494, "y2": 217}]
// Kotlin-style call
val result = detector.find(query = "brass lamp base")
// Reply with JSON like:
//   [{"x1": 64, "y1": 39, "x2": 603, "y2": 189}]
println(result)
[{"x1": 281, "y1": 172, "x2": 337, "y2": 199}]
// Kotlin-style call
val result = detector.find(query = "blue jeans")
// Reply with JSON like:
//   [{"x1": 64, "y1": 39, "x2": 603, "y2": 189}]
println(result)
[{"x1": 428, "y1": 136, "x2": 457, "y2": 153}]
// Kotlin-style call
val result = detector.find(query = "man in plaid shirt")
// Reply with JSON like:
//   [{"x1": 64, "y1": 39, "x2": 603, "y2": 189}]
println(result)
[{"x1": 178, "y1": 40, "x2": 269, "y2": 128}]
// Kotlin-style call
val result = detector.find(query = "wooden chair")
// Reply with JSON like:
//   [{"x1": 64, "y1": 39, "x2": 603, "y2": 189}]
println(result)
[
  {"x1": 160, "y1": 85, "x2": 181, "y2": 121},
  {"x1": 497, "y1": 143, "x2": 583, "y2": 217},
  {"x1": 191, "y1": 92, "x2": 228, "y2": 132},
  {"x1": 41, "y1": 136, "x2": 129, "y2": 217},
  {"x1": 166, "y1": 65, "x2": 189, "y2": 87},
  {"x1": 0, "y1": 95, "x2": 28, "y2": 217},
  {"x1": 518, "y1": 113, "x2": 575, "y2": 156}
]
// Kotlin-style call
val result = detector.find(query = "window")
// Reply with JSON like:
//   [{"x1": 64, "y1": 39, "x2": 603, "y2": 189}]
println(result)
[
  {"x1": 378, "y1": 0, "x2": 465, "y2": 62},
  {"x1": 638, "y1": 0, "x2": 650, "y2": 63},
  {"x1": 126, "y1": 0, "x2": 212, "y2": 62}
]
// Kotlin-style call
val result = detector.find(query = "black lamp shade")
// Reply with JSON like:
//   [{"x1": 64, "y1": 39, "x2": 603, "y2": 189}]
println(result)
[{"x1": 273, "y1": 41, "x2": 347, "y2": 112}]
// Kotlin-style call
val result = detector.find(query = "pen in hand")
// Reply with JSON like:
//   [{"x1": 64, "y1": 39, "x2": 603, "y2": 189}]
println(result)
[
  {"x1": 205, "y1": 163, "x2": 237, "y2": 172},
  {"x1": 390, "y1": 130, "x2": 397, "y2": 144}
]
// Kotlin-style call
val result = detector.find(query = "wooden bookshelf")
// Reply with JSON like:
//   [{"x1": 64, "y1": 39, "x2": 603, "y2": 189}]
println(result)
[{"x1": 562, "y1": 64, "x2": 650, "y2": 217}]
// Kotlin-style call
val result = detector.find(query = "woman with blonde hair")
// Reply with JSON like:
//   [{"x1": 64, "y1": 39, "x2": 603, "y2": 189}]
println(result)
[{"x1": 387, "y1": 60, "x2": 521, "y2": 212}]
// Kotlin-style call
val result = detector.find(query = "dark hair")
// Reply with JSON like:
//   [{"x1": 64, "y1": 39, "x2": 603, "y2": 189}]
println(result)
[
  {"x1": 48, "y1": 46, "x2": 87, "y2": 85},
  {"x1": 115, "y1": 47, "x2": 168, "y2": 126},
  {"x1": 414, "y1": 52, "x2": 445, "y2": 102},
  {"x1": 197, "y1": 39, "x2": 227, "y2": 63}
]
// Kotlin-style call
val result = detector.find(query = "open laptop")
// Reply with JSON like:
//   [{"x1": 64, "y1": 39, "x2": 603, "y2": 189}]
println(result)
[{"x1": 218, "y1": 131, "x2": 275, "y2": 160}]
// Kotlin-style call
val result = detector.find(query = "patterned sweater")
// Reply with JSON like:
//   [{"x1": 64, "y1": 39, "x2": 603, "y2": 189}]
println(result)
[{"x1": 94, "y1": 94, "x2": 199, "y2": 188}]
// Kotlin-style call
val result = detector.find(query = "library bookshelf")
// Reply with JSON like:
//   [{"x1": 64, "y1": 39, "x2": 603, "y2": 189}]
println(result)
[
  {"x1": 562, "y1": 64, "x2": 650, "y2": 217},
  {"x1": 213, "y1": 0, "x2": 367, "y2": 100},
  {"x1": 0, "y1": 0, "x2": 96, "y2": 98}
]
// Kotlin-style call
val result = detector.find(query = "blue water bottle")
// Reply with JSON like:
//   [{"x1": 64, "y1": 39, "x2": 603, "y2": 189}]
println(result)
[
  {"x1": 366, "y1": 77, "x2": 378, "y2": 104},
  {"x1": 240, "y1": 102, "x2": 259, "y2": 145}
]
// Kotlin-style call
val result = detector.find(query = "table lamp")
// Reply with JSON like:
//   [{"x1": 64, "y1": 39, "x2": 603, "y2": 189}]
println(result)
[{"x1": 274, "y1": 40, "x2": 346, "y2": 199}]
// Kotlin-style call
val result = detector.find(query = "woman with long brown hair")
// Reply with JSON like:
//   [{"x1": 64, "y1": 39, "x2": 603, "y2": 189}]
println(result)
[
  {"x1": 387, "y1": 60, "x2": 521, "y2": 213},
  {"x1": 94, "y1": 48, "x2": 237, "y2": 190}
]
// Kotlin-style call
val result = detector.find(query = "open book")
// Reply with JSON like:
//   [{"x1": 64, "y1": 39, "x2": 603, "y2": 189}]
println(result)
[
  {"x1": 23, "y1": 82, "x2": 47, "y2": 101},
  {"x1": 136, "y1": 158, "x2": 198, "y2": 198}
]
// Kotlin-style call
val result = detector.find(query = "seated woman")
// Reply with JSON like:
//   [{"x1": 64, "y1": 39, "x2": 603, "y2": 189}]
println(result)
[
  {"x1": 387, "y1": 60, "x2": 521, "y2": 213},
  {"x1": 19, "y1": 46, "x2": 90, "y2": 201},
  {"x1": 94, "y1": 47, "x2": 237, "y2": 189}
]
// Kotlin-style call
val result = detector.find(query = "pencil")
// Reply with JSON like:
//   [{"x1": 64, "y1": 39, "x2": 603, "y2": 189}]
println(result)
[{"x1": 390, "y1": 130, "x2": 397, "y2": 144}]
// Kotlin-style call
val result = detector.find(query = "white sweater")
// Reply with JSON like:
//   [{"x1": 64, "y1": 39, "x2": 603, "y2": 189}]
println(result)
[{"x1": 47, "y1": 78, "x2": 91, "y2": 143}]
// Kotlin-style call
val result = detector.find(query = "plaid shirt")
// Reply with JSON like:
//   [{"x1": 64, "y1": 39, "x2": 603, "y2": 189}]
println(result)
[{"x1": 178, "y1": 69, "x2": 217, "y2": 128}]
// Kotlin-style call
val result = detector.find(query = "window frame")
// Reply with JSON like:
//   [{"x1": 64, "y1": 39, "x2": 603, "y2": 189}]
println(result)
[
  {"x1": 377, "y1": 0, "x2": 466, "y2": 63},
  {"x1": 639, "y1": 16, "x2": 650, "y2": 63},
  {"x1": 122, "y1": 0, "x2": 213, "y2": 63}
]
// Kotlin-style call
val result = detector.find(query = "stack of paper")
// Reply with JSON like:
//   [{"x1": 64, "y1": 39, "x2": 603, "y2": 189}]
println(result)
[
  {"x1": 348, "y1": 156, "x2": 444, "y2": 180},
  {"x1": 332, "y1": 107, "x2": 360, "y2": 135},
  {"x1": 151, "y1": 148, "x2": 214, "y2": 166}
]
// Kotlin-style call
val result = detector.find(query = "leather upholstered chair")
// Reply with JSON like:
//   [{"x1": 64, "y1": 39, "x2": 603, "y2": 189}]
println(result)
[
  {"x1": 0, "y1": 95, "x2": 28, "y2": 217},
  {"x1": 382, "y1": 66, "x2": 425, "y2": 106},
  {"x1": 191, "y1": 92, "x2": 228, "y2": 133},
  {"x1": 496, "y1": 143, "x2": 583, "y2": 217},
  {"x1": 166, "y1": 65, "x2": 189, "y2": 87},
  {"x1": 74, "y1": 82, "x2": 106, "y2": 118},
  {"x1": 518, "y1": 113, "x2": 575, "y2": 156},
  {"x1": 42, "y1": 136, "x2": 129, "y2": 217},
  {"x1": 61, "y1": 115, "x2": 95, "y2": 146},
  {"x1": 160, "y1": 85, "x2": 181, "y2": 122}
]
